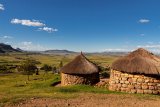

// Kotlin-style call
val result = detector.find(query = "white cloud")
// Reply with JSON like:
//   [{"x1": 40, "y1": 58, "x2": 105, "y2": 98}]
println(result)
[
  {"x1": 2, "y1": 36, "x2": 12, "y2": 39},
  {"x1": 140, "y1": 34, "x2": 145, "y2": 36},
  {"x1": 137, "y1": 45, "x2": 160, "y2": 48},
  {"x1": 139, "y1": 19, "x2": 150, "y2": 23},
  {"x1": 14, "y1": 41, "x2": 50, "y2": 51},
  {"x1": 10, "y1": 18, "x2": 58, "y2": 33},
  {"x1": 0, "y1": 36, "x2": 13, "y2": 40},
  {"x1": 4, "y1": 41, "x2": 11, "y2": 44},
  {"x1": 21, "y1": 41, "x2": 32, "y2": 46},
  {"x1": 137, "y1": 44, "x2": 160, "y2": 53},
  {"x1": 147, "y1": 42, "x2": 153, "y2": 44},
  {"x1": 38, "y1": 27, "x2": 58, "y2": 33},
  {"x1": 0, "y1": 36, "x2": 13, "y2": 45},
  {"x1": 104, "y1": 48, "x2": 129, "y2": 52},
  {"x1": 11, "y1": 19, "x2": 45, "y2": 27},
  {"x1": 0, "y1": 4, "x2": 4, "y2": 11}
]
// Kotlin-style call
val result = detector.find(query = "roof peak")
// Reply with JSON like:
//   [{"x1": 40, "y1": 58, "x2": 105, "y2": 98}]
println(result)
[
  {"x1": 136, "y1": 48, "x2": 149, "y2": 52},
  {"x1": 128, "y1": 48, "x2": 153, "y2": 58},
  {"x1": 80, "y1": 51, "x2": 84, "y2": 55},
  {"x1": 61, "y1": 54, "x2": 98, "y2": 74},
  {"x1": 79, "y1": 51, "x2": 85, "y2": 57},
  {"x1": 112, "y1": 48, "x2": 160, "y2": 75},
  {"x1": 80, "y1": 51, "x2": 83, "y2": 55}
]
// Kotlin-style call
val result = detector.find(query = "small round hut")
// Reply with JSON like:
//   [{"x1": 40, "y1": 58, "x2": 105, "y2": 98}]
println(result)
[
  {"x1": 61, "y1": 53, "x2": 99, "y2": 86},
  {"x1": 109, "y1": 48, "x2": 160, "y2": 94}
]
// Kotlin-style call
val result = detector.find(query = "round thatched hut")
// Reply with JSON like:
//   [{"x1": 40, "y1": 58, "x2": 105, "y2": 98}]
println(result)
[
  {"x1": 109, "y1": 48, "x2": 160, "y2": 94},
  {"x1": 61, "y1": 53, "x2": 99, "y2": 86}
]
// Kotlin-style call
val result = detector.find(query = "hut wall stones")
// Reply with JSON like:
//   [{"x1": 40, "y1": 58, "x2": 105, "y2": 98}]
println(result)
[
  {"x1": 61, "y1": 73, "x2": 99, "y2": 86},
  {"x1": 109, "y1": 48, "x2": 160, "y2": 94},
  {"x1": 109, "y1": 70, "x2": 160, "y2": 94},
  {"x1": 60, "y1": 53, "x2": 99, "y2": 86}
]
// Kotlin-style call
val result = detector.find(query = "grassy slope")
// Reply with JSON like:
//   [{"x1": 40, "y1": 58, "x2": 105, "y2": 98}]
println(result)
[
  {"x1": 0, "y1": 53, "x2": 159, "y2": 106},
  {"x1": 0, "y1": 54, "x2": 115, "y2": 105},
  {"x1": 0, "y1": 53, "x2": 118, "y2": 67},
  {"x1": 0, "y1": 72, "x2": 115, "y2": 106},
  {"x1": 0, "y1": 72, "x2": 160, "y2": 106},
  {"x1": 0, "y1": 53, "x2": 118, "y2": 106}
]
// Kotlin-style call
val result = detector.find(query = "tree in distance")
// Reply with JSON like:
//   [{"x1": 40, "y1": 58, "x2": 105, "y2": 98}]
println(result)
[
  {"x1": 58, "y1": 61, "x2": 63, "y2": 73},
  {"x1": 41, "y1": 64, "x2": 52, "y2": 80},
  {"x1": 19, "y1": 59, "x2": 38, "y2": 81}
]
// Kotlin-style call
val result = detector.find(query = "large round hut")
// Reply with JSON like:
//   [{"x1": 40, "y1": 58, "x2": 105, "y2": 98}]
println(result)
[
  {"x1": 61, "y1": 53, "x2": 99, "y2": 86},
  {"x1": 109, "y1": 48, "x2": 160, "y2": 94}
]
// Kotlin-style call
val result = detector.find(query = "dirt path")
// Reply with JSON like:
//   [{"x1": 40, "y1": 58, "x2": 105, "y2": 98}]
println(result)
[{"x1": 6, "y1": 93, "x2": 160, "y2": 107}]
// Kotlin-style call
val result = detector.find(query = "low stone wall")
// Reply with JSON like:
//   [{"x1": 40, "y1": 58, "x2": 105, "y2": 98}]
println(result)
[
  {"x1": 95, "y1": 78, "x2": 109, "y2": 88},
  {"x1": 109, "y1": 70, "x2": 160, "y2": 94},
  {"x1": 61, "y1": 73, "x2": 99, "y2": 86}
]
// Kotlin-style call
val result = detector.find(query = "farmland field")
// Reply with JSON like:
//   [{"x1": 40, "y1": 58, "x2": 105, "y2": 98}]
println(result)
[
  {"x1": 0, "y1": 53, "x2": 118, "y2": 66},
  {"x1": 0, "y1": 53, "x2": 160, "y2": 107}
]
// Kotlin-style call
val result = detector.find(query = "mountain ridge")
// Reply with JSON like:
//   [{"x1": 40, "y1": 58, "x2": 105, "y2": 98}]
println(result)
[
  {"x1": 0, "y1": 43, "x2": 129, "y2": 56},
  {"x1": 0, "y1": 43, "x2": 21, "y2": 53}
]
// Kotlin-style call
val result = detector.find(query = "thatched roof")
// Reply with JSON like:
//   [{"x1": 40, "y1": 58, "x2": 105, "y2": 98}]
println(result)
[
  {"x1": 112, "y1": 48, "x2": 160, "y2": 75},
  {"x1": 61, "y1": 53, "x2": 99, "y2": 74}
]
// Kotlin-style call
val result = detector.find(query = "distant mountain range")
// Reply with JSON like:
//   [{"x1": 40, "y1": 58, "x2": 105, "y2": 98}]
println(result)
[
  {"x1": 43, "y1": 49, "x2": 77, "y2": 55},
  {"x1": 97, "y1": 51, "x2": 129, "y2": 56},
  {"x1": 42, "y1": 50, "x2": 128, "y2": 56},
  {"x1": 0, "y1": 43, "x2": 129, "y2": 56},
  {"x1": 0, "y1": 43, "x2": 22, "y2": 53}
]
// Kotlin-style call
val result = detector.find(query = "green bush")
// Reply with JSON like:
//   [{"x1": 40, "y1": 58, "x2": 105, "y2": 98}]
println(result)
[
  {"x1": 0, "y1": 64, "x2": 15, "y2": 73},
  {"x1": 100, "y1": 71, "x2": 110, "y2": 78},
  {"x1": 19, "y1": 59, "x2": 38, "y2": 80},
  {"x1": 41, "y1": 64, "x2": 52, "y2": 71}
]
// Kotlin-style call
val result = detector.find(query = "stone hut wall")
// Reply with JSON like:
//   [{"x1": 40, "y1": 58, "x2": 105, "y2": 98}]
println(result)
[
  {"x1": 61, "y1": 73, "x2": 99, "y2": 86},
  {"x1": 109, "y1": 70, "x2": 160, "y2": 94},
  {"x1": 95, "y1": 79, "x2": 109, "y2": 88}
]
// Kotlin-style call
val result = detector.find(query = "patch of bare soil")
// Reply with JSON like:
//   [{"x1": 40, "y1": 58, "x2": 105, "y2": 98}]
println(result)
[{"x1": 6, "y1": 93, "x2": 160, "y2": 107}]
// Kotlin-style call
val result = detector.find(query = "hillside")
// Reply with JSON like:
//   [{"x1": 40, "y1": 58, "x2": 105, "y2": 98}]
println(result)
[
  {"x1": 0, "y1": 43, "x2": 129, "y2": 56},
  {"x1": 43, "y1": 49, "x2": 77, "y2": 55},
  {"x1": 0, "y1": 43, "x2": 21, "y2": 53}
]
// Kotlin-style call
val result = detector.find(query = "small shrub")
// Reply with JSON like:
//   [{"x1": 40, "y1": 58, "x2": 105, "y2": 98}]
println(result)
[
  {"x1": 19, "y1": 59, "x2": 38, "y2": 81},
  {"x1": 100, "y1": 71, "x2": 110, "y2": 78},
  {"x1": 41, "y1": 64, "x2": 52, "y2": 71},
  {"x1": 14, "y1": 84, "x2": 25, "y2": 87}
]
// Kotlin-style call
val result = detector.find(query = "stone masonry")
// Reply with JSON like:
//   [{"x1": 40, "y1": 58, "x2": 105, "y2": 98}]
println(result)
[
  {"x1": 109, "y1": 70, "x2": 160, "y2": 94},
  {"x1": 61, "y1": 73, "x2": 99, "y2": 86}
]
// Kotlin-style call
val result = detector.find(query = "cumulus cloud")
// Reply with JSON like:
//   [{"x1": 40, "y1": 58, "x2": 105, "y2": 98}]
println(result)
[
  {"x1": 15, "y1": 41, "x2": 50, "y2": 51},
  {"x1": 147, "y1": 42, "x2": 153, "y2": 44},
  {"x1": 2, "y1": 36, "x2": 12, "y2": 39},
  {"x1": 0, "y1": 36, "x2": 13, "y2": 39},
  {"x1": 38, "y1": 27, "x2": 58, "y2": 33},
  {"x1": 11, "y1": 18, "x2": 58, "y2": 33},
  {"x1": 0, "y1": 36, "x2": 13, "y2": 45},
  {"x1": 0, "y1": 4, "x2": 4, "y2": 11},
  {"x1": 104, "y1": 48, "x2": 129, "y2": 52},
  {"x1": 140, "y1": 34, "x2": 145, "y2": 36},
  {"x1": 11, "y1": 19, "x2": 45, "y2": 27},
  {"x1": 137, "y1": 43, "x2": 160, "y2": 53},
  {"x1": 137, "y1": 45, "x2": 160, "y2": 48},
  {"x1": 139, "y1": 19, "x2": 150, "y2": 23},
  {"x1": 21, "y1": 41, "x2": 32, "y2": 46}
]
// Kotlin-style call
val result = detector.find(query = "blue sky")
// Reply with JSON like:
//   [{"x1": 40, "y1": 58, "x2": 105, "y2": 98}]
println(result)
[{"x1": 1, "y1": 0, "x2": 160, "y2": 52}]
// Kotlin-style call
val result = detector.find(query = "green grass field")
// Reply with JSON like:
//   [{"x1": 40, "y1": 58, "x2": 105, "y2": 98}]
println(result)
[
  {"x1": 0, "y1": 72, "x2": 159, "y2": 106},
  {"x1": 0, "y1": 53, "x2": 118, "y2": 67},
  {"x1": 0, "y1": 53, "x2": 118, "y2": 106},
  {"x1": 0, "y1": 53, "x2": 159, "y2": 106},
  {"x1": 0, "y1": 72, "x2": 117, "y2": 106}
]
